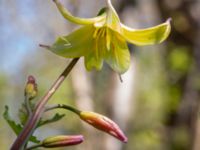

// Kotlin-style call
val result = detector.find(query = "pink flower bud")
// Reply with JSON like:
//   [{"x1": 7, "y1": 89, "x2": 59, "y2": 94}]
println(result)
[
  {"x1": 24, "y1": 75, "x2": 37, "y2": 99},
  {"x1": 27, "y1": 75, "x2": 36, "y2": 84},
  {"x1": 42, "y1": 135, "x2": 84, "y2": 148},
  {"x1": 80, "y1": 111, "x2": 128, "y2": 143}
]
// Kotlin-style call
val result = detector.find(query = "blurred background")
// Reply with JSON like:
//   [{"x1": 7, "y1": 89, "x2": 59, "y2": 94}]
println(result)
[{"x1": 0, "y1": 0, "x2": 200, "y2": 150}]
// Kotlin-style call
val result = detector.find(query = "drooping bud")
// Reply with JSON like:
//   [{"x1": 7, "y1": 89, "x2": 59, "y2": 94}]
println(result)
[
  {"x1": 24, "y1": 75, "x2": 37, "y2": 100},
  {"x1": 79, "y1": 111, "x2": 128, "y2": 143},
  {"x1": 42, "y1": 135, "x2": 84, "y2": 148}
]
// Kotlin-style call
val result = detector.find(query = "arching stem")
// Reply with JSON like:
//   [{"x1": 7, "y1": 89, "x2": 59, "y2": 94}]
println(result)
[{"x1": 11, "y1": 58, "x2": 79, "y2": 150}]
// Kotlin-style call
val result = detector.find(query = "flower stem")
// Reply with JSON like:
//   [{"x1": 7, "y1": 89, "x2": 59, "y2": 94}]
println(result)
[
  {"x1": 11, "y1": 58, "x2": 79, "y2": 150},
  {"x1": 24, "y1": 95, "x2": 32, "y2": 117},
  {"x1": 106, "y1": 0, "x2": 111, "y2": 5},
  {"x1": 45, "y1": 104, "x2": 81, "y2": 115},
  {"x1": 26, "y1": 143, "x2": 43, "y2": 150}
]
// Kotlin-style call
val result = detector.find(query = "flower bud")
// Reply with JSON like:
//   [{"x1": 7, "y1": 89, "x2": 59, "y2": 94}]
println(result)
[
  {"x1": 80, "y1": 111, "x2": 128, "y2": 143},
  {"x1": 24, "y1": 75, "x2": 37, "y2": 99},
  {"x1": 42, "y1": 135, "x2": 84, "y2": 148}
]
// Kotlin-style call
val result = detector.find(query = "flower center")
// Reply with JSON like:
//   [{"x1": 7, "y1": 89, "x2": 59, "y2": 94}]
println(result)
[
  {"x1": 93, "y1": 27, "x2": 111, "y2": 50},
  {"x1": 92, "y1": 27, "x2": 111, "y2": 60}
]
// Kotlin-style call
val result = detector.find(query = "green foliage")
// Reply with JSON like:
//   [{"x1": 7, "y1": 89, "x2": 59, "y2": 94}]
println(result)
[
  {"x1": 4, "y1": 104, "x2": 66, "y2": 145},
  {"x1": 18, "y1": 103, "x2": 34, "y2": 125},
  {"x1": 37, "y1": 113, "x2": 65, "y2": 128},
  {"x1": 3, "y1": 106, "x2": 40, "y2": 144},
  {"x1": 132, "y1": 130, "x2": 162, "y2": 150},
  {"x1": 170, "y1": 127, "x2": 190, "y2": 150},
  {"x1": 168, "y1": 46, "x2": 192, "y2": 74}
]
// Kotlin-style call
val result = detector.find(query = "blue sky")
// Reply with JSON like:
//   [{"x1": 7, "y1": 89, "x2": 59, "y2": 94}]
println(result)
[{"x1": 0, "y1": 0, "x2": 37, "y2": 74}]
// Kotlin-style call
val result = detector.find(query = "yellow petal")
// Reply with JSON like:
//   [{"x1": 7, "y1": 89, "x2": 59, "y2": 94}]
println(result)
[
  {"x1": 84, "y1": 52, "x2": 103, "y2": 71},
  {"x1": 84, "y1": 32, "x2": 105, "y2": 71},
  {"x1": 106, "y1": 0, "x2": 122, "y2": 33},
  {"x1": 49, "y1": 25, "x2": 94, "y2": 58},
  {"x1": 122, "y1": 18, "x2": 171, "y2": 46},
  {"x1": 54, "y1": 0, "x2": 106, "y2": 25},
  {"x1": 104, "y1": 31, "x2": 130, "y2": 74},
  {"x1": 84, "y1": 26, "x2": 111, "y2": 71}
]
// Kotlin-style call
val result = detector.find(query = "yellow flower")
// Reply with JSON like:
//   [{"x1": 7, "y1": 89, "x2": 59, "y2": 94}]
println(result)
[{"x1": 42, "y1": 0, "x2": 171, "y2": 74}]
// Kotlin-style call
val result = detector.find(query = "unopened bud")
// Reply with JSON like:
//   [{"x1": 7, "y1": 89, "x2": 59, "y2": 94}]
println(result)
[
  {"x1": 24, "y1": 75, "x2": 37, "y2": 99},
  {"x1": 42, "y1": 135, "x2": 84, "y2": 148},
  {"x1": 80, "y1": 111, "x2": 128, "y2": 143}
]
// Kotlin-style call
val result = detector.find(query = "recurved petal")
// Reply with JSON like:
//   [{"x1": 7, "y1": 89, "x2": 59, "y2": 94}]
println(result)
[
  {"x1": 121, "y1": 18, "x2": 171, "y2": 46},
  {"x1": 105, "y1": 31, "x2": 130, "y2": 74},
  {"x1": 54, "y1": 0, "x2": 106, "y2": 25},
  {"x1": 49, "y1": 25, "x2": 94, "y2": 58}
]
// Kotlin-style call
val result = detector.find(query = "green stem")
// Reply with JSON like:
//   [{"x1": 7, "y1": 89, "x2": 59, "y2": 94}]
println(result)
[
  {"x1": 106, "y1": 0, "x2": 111, "y2": 6},
  {"x1": 24, "y1": 96, "x2": 32, "y2": 149},
  {"x1": 24, "y1": 95, "x2": 32, "y2": 117},
  {"x1": 11, "y1": 58, "x2": 79, "y2": 150},
  {"x1": 26, "y1": 143, "x2": 43, "y2": 150},
  {"x1": 45, "y1": 104, "x2": 81, "y2": 115}
]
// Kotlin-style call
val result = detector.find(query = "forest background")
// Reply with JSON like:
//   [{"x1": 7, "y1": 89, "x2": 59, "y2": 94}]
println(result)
[{"x1": 0, "y1": 0, "x2": 200, "y2": 150}]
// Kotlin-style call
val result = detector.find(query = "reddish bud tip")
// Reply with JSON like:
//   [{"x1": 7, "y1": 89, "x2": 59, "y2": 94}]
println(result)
[
  {"x1": 42, "y1": 135, "x2": 84, "y2": 148},
  {"x1": 25, "y1": 75, "x2": 37, "y2": 99},
  {"x1": 27, "y1": 75, "x2": 36, "y2": 84},
  {"x1": 80, "y1": 111, "x2": 128, "y2": 143}
]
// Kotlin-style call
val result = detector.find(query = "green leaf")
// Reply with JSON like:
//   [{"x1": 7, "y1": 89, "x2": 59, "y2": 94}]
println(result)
[
  {"x1": 37, "y1": 113, "x2": 65, "y2": 128},
  {"x1": 121, "y1": 19, "x2": 171, "y2": 46},
  {"x1": 3, "y1": 105, "x2": 40, "y2": 143},
  {"x1": 18, "y1": 102, "x2": 35, "y2": 126},
  {"x1": 18, "y1": 104, "x2": 28, "y2": 126}
]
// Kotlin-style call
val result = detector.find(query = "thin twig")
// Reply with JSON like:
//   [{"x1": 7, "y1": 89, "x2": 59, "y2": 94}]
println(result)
[
  {"x1": 23, "y1": 95, "x2": 32, "y2": 149},
  {"x1": 24, "y1": 95, "x2": 32, "y2": 117},
  {"x1": 11, "y1": 58, "x2": 79, "y2": 150},
  {"x1": 45, "y1": 104, "x2": 81, "y2": 115}
]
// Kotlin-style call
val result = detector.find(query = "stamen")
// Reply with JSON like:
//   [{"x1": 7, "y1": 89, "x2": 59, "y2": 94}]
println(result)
[
  {"x1": 93, "y1": 28, "x2": 99, "y2": 38},
  {"x1": 106, "y1": 28, "x2": 111, "y2": 51},
  {"x1": 98, "y1": 28, "x2": 103, "y2": 37},
  {"x1": 94, "y1": 38, "x2": 99, "y2": 60},
  {"x1": 101, "y1": 28, "x2": 106, "y2": 37}
]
